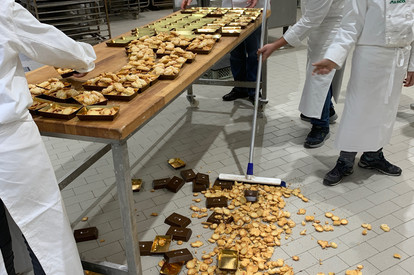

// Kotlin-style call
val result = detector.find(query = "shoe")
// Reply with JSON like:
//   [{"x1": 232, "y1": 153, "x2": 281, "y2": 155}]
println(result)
[
  {"x1": 358, "y1": 151, "x2": 402, "y2": 176},
  {"x1": 222, "y1": 88, "x2": 248, "y2": 101},
  {"x1": 410, "y1": 103, "x2": 414, "y2": 110},
  {"x1": 304, "y1": 125, "x2": 330, "y2": 148},
  {"x1": 300, "y1": 108, "x2": 338, "y2": 124},
  {"x1": 323, "y1": 160, "x2": 354, "y2": 186},
  {"x1": 247, "y1": 92, "x2": 262, "y2": 105},
  {"x1": 329, "y1": 107, "x2": 338, "y2": 123}
]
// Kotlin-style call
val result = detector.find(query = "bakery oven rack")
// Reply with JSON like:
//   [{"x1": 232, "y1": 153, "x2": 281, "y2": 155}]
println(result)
[{"x1": 17, "y1": 0, "x2": 111, "y2": 45}]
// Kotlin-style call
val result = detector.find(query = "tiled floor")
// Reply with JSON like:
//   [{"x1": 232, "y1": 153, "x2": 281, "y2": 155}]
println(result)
[{"x1": 42, "y1": 8, "x2": 414, "y2": 275}]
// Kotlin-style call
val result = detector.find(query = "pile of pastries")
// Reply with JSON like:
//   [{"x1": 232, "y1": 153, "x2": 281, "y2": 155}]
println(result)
[{"x1": 73, "y1": 91, "x2": 106, "y2": 105}]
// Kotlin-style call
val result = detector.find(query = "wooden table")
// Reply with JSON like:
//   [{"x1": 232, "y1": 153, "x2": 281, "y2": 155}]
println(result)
[{"x1": 26, "y1": 11, "x2": 266, "y2": 275}]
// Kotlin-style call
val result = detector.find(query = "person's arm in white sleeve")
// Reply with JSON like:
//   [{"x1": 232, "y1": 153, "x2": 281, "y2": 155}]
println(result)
[
  {"x1": 11, "y1": 2, "x2": 96, "y2": 73},
  {"x1": 313, "y1": 0, "x2": 366, "y2": 74},
  {"x1": 258, "y1": 0, "x2": 332, "y2": 61},
  {"x1": 283, "y1": 0, "x2": 333, "y2": 47},
  {"x1": 322, "y1": 0, "x2": 366, "y2": 69},
  {"x1": 404, "y1": 41, "x2": 414, "y2": 87},
  {"x1": 408, "y1": 41, "x2": 414, "y2": 72}
]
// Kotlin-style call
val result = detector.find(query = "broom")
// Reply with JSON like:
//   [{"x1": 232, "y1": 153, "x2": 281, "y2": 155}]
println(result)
[{"x1": 219, "y1": 0, "x2": 286, "y2": 187}]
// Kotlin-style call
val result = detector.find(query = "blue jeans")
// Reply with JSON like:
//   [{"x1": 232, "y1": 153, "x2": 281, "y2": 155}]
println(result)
[
  {"x1": 230, "y1": 27, "x2": 261, "y2": 97},
  {"x1": 0, "y1": 200, "x2": 45, "y2": 275},
  {"x1": 311, "y1": 85, "x2": 333, "y2": 128}
]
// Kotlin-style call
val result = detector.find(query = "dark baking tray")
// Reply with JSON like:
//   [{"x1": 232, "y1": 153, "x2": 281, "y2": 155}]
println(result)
[
  {"x1": 37, "y1": 93, "x2": 77, "y2": 104},
  {"x1": 159, "y1": 73, "x2": 179, "y2": 80},
  {"x1": 58, "y1": 70, "x2": 78, "y2": 78},
  {"x1": 37, "y1": 103, "x2": 82, "y2": 120},
  {"x1": 29, "y1": 97, "x2": 53, "y2": 115},
  {"x1": 82, "y1": 84, "x2": 106, "y2": 91},
  {"x1": 74, "y1": 227, "x2": 99, "y2": 243},
  {"x1": 102, "y1": 91, "x2": 138, "y2": 101},
  {"x1": 221, "y1": 30, "x2": 242, "y2": 36},
  {"x1": 76, "y1": 105, "x2": 120, "y2": 121},
  {"x1": 186, "y1": 47, "x2": 212, "y2": 54}
]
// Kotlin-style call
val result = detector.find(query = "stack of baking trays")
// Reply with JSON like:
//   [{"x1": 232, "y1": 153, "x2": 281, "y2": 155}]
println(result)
[
  {"x1": 27, "y1": 8, "x2": 261, "y2": 122},
  {"x1": 17, "y1": 0, "x2": 110, "y2": 45}
]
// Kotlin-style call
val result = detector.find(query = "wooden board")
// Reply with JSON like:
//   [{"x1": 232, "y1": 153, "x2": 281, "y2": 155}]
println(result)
[{"x1": 26, "y1": 11, "x2": 267, "y2": 141}]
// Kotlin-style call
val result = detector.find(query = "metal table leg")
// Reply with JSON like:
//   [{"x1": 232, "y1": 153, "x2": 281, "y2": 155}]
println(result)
[
  {"x1": 111, "y1": 140, "x2": 142, "y2": 275},
  {"x1": 186, "y1": 84, "x2": 199, "y2": 107}
]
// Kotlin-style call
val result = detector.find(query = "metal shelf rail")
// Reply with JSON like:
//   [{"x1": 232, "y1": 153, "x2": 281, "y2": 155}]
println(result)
[
  {"x1": 17, "y1": 0, "x2": 111, "y2": 45},
  {"x1": 107, "y1": 0, "x2": 140, "y2": 17},
  {"x1": 151, "y1": 0, "x2": 173, "y2": 8}
]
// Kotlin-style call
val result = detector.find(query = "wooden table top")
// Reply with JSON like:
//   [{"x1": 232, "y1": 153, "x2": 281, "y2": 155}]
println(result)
[{"x1": 26, "y1": 11, "x2": 265, "y2": 141}]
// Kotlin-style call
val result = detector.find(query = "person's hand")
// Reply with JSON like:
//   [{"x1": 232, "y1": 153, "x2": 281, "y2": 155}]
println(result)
[
  {"x1": 72, "y1": 72, "x2": 88, "y2": 78},
  {"x1": 404, "y1": 71, "x2": 414, "y2": 87},
  {"x1": 257, "y1": 44, "x2": 276, "y2": 61},
  {"x1": 312, "y1": 59, "x2": 337, "y2": 75},
  {"x1": 246, "y1": 0, "x2": 258, "y2": 8},
  {"x1": 181, "y1": 0, "x2": 191, "y2": 9}
]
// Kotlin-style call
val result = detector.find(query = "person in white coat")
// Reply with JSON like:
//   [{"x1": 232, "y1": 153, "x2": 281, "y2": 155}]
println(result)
[
  {"x1": 313, "y1": 0, "x2": 414, "y2": 186},
  {"x1": 258, "y1": 0, "x2": 345, "y2": 148},
  {"x1": 0, "y1": 0, "x2": 96, "y2": 274},
  {"x1": 181, "y1": 0, "x2": 267, "y2": 103}
]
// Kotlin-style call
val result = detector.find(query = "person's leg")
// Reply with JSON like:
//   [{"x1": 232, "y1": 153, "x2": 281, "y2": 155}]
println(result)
[
  {"x1": 223, "y1": 41, "x2": 248, "y2": 101},
  {"x1": 24, "y1": 238, "x2": 45, "y2": 275},
  {"x1": 323, "y1": 151, "x2": 356, "y2": 186},
  {"x1": 359, "y1": 148, "x2": 402, "y2": 176},
  {"x1": 244, "y1": 27, "x2": 261, "y2": 99},
  {"x1": 0, "y1": 199, "x2": 16, "y2": 275},
  {"x1": 301, "y1": 102, "x2": 338, "y2": 123},
  {"x1": 304, "y1": 86, "x2": 332, "y2": 148}
]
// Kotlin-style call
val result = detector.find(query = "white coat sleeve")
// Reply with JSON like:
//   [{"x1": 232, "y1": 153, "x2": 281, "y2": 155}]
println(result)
[
  {"x1": 408, "y1": 41, "x2": 414, "y2": 72},
  {"x1": 283, "y1": 0, "x2": 333, "y2": 47},
  {"x1": 323, "y1": 0, "x2": 366, "y2": 68},
  {"x1": 11, "y1": 2, "x2": 96, "y2": 73}
]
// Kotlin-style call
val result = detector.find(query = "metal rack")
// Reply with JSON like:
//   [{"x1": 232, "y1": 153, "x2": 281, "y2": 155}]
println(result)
[
  {"x1": 151, "y1": 0, "x2": 173, "y2": 8},
  {"x1": 17, "y1": 0, "x2": 111, "y2": 45},
  {"x1": 107, "y1": 0, "x2": 141, "y2": 16}
]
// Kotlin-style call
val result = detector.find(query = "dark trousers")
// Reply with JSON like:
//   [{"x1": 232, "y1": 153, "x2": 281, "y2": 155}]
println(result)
[
  {"x1": 230, "y1": 27, "x2": 262, "y2": 97},
  {"x1": 311, "y1": 85, "x2": 333, "y2": 128},
  {"x1": 0, "y1": 199, "x2": 16, "y2": 275},
  {"x1": 0, "y1": 199, "x2": 45, "y2": 275}
]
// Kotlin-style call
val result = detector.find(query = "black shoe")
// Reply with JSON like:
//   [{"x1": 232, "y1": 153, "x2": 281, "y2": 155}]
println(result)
[
  {"x1": 358, "y1": 151, "x2": 402, "y2": 176},
  {"x1": 323, "y1": 160, "x2": 354, "y2": 186},
  {"x1": 222, "y1": 88, "x2": 248, "y2": 101},
  {"x1": 304, "y1": 125, "x2": 330, "y2": 148},
  {"x1": 300, "y1": 108, "x2": 338, "y2": 124},
  {"x1": 247, "y1": 92, "x2": 262, "y2": 105}
]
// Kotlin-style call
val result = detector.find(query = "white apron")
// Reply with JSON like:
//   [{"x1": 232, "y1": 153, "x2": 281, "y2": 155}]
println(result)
[
  {"x1": 293, "y1": 0, "x2": 345, "y2": 119},
  {"x1": 0, "y1": 115, "x2": 84, "y2": 275},
  {"x1": 335, "y1": 45, "x2": 410, "y2": 151}
]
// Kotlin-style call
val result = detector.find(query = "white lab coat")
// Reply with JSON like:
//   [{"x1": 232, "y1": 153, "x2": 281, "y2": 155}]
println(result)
[
  {"x1": 283, "y1": 0, "x2": 345, "y2": 118},
  {"x1": 324, "y1": 0, "x2": 414, "y2": 151},
  {"x1": 0, "y1": 1, "x2": 96, "y2": 274}
]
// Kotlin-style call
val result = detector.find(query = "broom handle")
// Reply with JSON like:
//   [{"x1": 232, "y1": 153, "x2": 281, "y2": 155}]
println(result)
[{"x1": 247, "y1": 0, "x2": 268, "y2": 176}]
